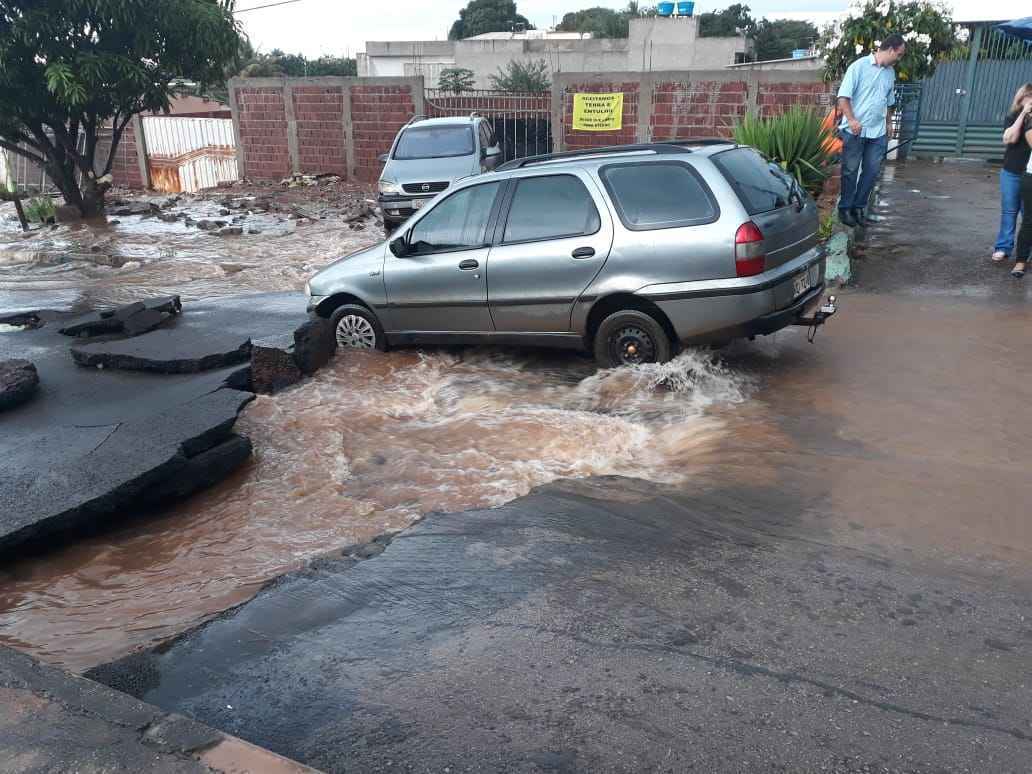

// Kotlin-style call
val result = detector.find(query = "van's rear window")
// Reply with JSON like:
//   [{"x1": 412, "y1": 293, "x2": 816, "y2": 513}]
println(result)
[
  {"x1": 393, "y1": 126, "x2": 474, "y2": 160},
  {"x1": 711, "y1": 148, "x2": 791, "y2": 215}
]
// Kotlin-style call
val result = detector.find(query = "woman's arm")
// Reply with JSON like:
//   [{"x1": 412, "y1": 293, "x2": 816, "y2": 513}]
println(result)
[{"x1": 1005, "y1": 104, "x2": 1032, "y2": 144}]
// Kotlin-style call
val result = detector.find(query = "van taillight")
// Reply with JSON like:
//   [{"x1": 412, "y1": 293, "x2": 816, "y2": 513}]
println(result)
[{"x1": 734, "y1": 221, "x2": 766, "y2": 277}]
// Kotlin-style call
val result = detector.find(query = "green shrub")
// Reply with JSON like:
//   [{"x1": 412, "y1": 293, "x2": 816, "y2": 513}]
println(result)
[
  {"x1": 733, "y1": 105, "x2": 834, "y2": 196},
  {"x1": 24, "y1": 196, "x2": 56, "y2": 224}
]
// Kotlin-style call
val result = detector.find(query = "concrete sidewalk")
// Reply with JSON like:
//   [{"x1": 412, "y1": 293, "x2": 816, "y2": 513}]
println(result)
[{"x1": 0, "y1": 645, "x2": 318, "y2": 773}]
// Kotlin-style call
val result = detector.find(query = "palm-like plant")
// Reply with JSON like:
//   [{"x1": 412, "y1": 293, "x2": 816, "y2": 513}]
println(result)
[{"x1": 733, "y1": 105, "x2": 835, "y2": 195}]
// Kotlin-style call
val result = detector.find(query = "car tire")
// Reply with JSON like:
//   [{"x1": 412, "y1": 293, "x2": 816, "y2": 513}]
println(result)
[
  {"x1": 330, "y1": 304, "x2": 388, "y2": 353},
  {"x1": 593, "y1": 310, "x2": 672, "y2": 368}
]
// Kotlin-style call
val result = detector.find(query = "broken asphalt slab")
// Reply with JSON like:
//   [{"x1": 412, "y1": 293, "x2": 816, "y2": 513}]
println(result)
[
  {"x1": 0, "y1": 645, "x2": 319, "y2": 774},
  {"x1": 88, "y1": 479, "x2": 1032, "y2": 773},
  {"x1": 0, "y1": 293, "x2": 319, "y2": 557},
  {"x1": 70, "y1": 292, "x2": 309, "y2": 374},
  {"x1": 0, "y1": 359, "x2": 38, "y2": 411}
]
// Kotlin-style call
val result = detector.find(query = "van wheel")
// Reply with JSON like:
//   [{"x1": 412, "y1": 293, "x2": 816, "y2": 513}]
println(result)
[
  {"x1": 330, "y1": 304, "x2": 388, "y2": 352},
  {"x1": 594, "y1": 310, "x2": 672, "y2": 368}
]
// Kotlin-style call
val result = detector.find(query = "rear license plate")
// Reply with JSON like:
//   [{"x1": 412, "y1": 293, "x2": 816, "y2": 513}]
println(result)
[
  {"x1": 792, "y1": 270, "x2": 812, "y2": 298},
  {"x1": 411, "y1": 199, "x2": 426, "y2": 210}
]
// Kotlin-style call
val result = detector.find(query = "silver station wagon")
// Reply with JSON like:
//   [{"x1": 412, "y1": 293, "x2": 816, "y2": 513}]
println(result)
[{"x1": 306, "y1": 142, "x2": 837, "y2": 368}]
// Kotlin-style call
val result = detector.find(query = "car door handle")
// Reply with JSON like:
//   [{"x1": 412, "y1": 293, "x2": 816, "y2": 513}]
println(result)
[
  {"x1": 571, "y1": 247, "x2": 595, "y2": 259},
  {"x1": 458, "y1": 259, "x2": 479, "y2": 270}
]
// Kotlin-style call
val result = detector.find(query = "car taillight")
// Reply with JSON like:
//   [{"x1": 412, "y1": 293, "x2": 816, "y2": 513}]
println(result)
[{"x1": 734, "y1": 221, "x2": 766, "y2": 277}]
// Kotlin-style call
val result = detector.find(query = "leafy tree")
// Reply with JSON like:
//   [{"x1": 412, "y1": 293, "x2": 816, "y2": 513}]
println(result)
[
  {"x1": 489, "y1": 59, "x2": 550, "y2": 92},
  {"x1": 820, "y1": 1, "x2": 956, "y2": 82},
  {"x1": 449, "y1": 0, "x2": 533, "y2": 40},
  {"x1": 239, "y1": 50, "x2": 356, "y2": 78},
  {"x1": 699, "y1": 4, "x2": 756, "y2": 37},
  {"x1": 439, "y1": 68, "x2": 477, "y2": 93},
  {"x1": 0, "y1": 0, "x2": 239, "y2": 216},
  {"x1": 558, "y1": 7, "x2": 629, "y2": 38},
  {"x1": 556, "y1": 2, "x2": 657, "y2": 39},
  {"x1": 753, "y1": 19, "x2": 819, "y2": 61}
]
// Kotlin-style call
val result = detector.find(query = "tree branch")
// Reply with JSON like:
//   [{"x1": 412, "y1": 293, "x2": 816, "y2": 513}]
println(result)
[
  {"x1": 101, "y1": 110, "x2": 135, "y2": 177},
  {"x1": 0, "y1": 138, "x2": 47, "y2": 167}
]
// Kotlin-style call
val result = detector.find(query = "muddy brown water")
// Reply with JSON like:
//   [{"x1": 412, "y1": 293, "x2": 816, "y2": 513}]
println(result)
[
  {"x1": 0, "y1": 347, "x2": 757, "y2": 671},
  {"x1": 0, "y1": 198, "x2": 380, "y2": 309},
  {"x1": 3, "y1": 179, "x2": 1032, "y2": 673}
]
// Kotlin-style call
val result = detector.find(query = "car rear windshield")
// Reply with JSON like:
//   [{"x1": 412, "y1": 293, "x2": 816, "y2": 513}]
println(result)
[
  {"x1": 393, "y1": 126, "x2": 475, "y2": 160},
  {"x1": 598, "y1": 161, "x2": 718, "y2": 231},
  {"x1": 711, "y1": 147, "x2": 791, "y2": 215}
]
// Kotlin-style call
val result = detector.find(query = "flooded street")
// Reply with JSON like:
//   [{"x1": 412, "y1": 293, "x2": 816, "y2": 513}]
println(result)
[
  {"x1": 2, "y1": 161, "x2": 1031, "y2": 681},
  {"x1": 0, "y1": 187, "x2": 382, "y2": 311}
]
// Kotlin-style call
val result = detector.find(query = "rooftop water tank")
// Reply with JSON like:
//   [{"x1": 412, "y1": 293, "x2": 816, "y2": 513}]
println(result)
[
  {"x1": 677, "y1": 2, "x2": 695, "y2": 16},
  {"x1": 791, "y1": 48, "x2": 809, "y2": 59},
  {"x1": 657, "y1": 2, "x2": 675, "y2": 16}
]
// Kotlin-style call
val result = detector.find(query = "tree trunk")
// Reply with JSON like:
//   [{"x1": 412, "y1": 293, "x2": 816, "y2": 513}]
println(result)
[{"x1": 79, "y1": 177, "x2": 108, "y2": 218}]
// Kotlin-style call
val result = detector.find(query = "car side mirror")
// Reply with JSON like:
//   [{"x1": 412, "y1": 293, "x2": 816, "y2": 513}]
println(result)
[
  {"x1": 378, "y1": 152, "x2": 389, "y2": 163},
  {"x1": 389, "y1": 236, "x2": 408, "y2": 257}
]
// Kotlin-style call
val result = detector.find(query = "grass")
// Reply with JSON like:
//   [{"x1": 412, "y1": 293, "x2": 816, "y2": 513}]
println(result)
[
  {"x1": 24, "y1": 196, "x2": 56, "y2": 224},
  {"x1": 818, "y1": 211, "x2": 837, "y2": 241}
]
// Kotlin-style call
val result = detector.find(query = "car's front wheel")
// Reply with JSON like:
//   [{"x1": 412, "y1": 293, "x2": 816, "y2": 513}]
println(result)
[
  {"x1": 330, "y1": 304, "x2": 388, "y2": 353},
  {"x1": 593, "y1": 310, "x2": 672, "y2": 368}
]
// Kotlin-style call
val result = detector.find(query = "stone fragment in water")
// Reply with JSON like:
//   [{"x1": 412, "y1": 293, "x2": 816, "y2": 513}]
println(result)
[{"x1": 0, "y1": 359, "x2": 39, "y2": 411}]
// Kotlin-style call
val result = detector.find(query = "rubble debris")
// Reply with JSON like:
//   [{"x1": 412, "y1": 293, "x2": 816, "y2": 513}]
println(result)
[{"x1": 59, "y1": 296, "x2": 182, "y2": 338}]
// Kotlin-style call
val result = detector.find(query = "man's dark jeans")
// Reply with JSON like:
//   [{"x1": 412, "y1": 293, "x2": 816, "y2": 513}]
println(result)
[{"x1": 839, "y1": 131, "x2": 887, "y2": 212}]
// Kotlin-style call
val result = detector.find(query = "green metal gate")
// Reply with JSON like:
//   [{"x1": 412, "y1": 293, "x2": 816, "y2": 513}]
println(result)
[{"x1": 914, "y1": 23, "x2": 1032, "y2": 158}]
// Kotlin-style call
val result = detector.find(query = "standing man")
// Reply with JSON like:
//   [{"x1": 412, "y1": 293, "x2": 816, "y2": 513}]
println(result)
[{"x1": 836, "y1": 35, "x2": 907, "y2": 227}]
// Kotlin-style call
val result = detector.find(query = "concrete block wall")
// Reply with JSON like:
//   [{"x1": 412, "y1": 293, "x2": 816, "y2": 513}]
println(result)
[
  {"x1": 97, "y1": 123, "x2": 145, "y2": 188},
  {"x1": 560, "y1": 81, "x2": 641, "y2": 151},
  {"x1": 554, "y1": 71, "x2": 834, "y2": 151},
  {"x1": 651, "y1": 80, "x2": 748, "y2": 141},
  {"x1": 293, "y1": 85, "x2": 347, "y2": 177},
  {"x1": 228, "y1": 76, "x2": 424, "y2": 184},
  {"x1": 350, "y1": 83, "x2": 419, "y2": 183}
]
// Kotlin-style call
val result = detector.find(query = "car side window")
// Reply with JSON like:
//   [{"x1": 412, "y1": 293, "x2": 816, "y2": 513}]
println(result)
[
  {"x1": 408, "y1": 182, "x2": 502, "y2": 255},
  {"x1": 478, "y1": 123, "x2": 490, "y2": 150},
  {"x1": 599, "y1": 161, "x2": 719, "y2": 231},
  {"x1": 502, "y1": 175, "x2": 601, "y2": 244}
]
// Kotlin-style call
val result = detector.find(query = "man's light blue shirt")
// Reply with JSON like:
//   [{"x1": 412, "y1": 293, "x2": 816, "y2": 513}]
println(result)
[{"x1": 837, "y1": 53, "x2": 896, "y2": 139}]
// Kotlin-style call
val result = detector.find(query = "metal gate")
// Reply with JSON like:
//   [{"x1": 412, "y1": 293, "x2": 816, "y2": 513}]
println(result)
[
  {"x1": 141, "y1": 116, "x2": 238, "y2": 193},
  {"x1": 424, "y1": 89, "x2": 552, "y2": 163},
  {"x1": 914, "y1": 23, "x2": 1032, "y2": 158}
]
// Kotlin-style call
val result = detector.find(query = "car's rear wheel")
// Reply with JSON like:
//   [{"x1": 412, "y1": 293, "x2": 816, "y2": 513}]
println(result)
[
  {"x1": 594, "y1": 310, "x2": 672, "y2": 368},
  {"x1": 330, "y1": 304, "x2": 387, "y2": 353}
]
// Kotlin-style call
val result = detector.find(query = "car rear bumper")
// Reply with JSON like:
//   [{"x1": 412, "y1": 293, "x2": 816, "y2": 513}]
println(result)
[{"x1": 639, "y1": 245, "x2": 829, "y2": 343}]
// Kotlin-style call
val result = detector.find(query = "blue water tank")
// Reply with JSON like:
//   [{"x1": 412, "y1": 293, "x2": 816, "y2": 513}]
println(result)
[
  {"x1": 677, "y1": 1, "x2": 695, "y2": 16},
  {"x1": 657, "y1": 2, "x2": 675, "y2": 16},
  {"x1": 791, "y1": 48, "x2": 809, "y2": 59}
]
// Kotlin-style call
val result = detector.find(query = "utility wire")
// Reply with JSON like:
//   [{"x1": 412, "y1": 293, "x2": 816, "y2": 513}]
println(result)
[{"x1": 235, "y1": 0, "x2": 305, "y2": 14}]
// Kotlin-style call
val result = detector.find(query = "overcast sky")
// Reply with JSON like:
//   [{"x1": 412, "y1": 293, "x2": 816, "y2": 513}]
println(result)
[{"x1": 236, "y1": 0, "x2": 1021, "y2": 58}]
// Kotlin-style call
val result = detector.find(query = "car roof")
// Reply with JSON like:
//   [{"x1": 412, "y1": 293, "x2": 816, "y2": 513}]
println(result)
[
  {"x1": 402, "y1": 116, "x2": 481, "y2": 129},
  {"x1": 489, "y1": 141, "x2": 739, "y2": 175}
]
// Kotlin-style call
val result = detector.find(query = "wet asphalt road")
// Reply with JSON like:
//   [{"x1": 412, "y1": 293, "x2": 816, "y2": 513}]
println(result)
[{"x1": 89, "y1": 161, "x2": 1032, "y2": 773}]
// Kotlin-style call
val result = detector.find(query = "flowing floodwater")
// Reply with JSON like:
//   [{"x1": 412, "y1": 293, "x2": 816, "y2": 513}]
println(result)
[
  {"x1": 0, "y1": 347, "x2": 753, "y2": 671},
  {"x1": 0, "y1": 197, "x2": 381, "y2": 309}
]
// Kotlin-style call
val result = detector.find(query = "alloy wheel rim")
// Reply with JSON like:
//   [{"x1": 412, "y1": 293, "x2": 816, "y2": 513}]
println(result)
[{"x1": 336, "y1": 314, "x2": 376, "y2": 349}]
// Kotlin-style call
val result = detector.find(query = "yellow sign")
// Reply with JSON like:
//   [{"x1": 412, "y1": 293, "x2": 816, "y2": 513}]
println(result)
[{"x1": 572, "y1": 93, "x2": 624, "y2": 132}]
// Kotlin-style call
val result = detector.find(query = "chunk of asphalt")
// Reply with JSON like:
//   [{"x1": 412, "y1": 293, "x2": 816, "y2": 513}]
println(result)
[
  {"x1": 122, "y1": 309, "x2": 173, "y2": 337},
  {"x1": 0, "y1": 359, "x2": 39, "y2": 412}
]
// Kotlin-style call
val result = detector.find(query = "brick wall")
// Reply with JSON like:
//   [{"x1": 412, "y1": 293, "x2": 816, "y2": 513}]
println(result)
[
  {"x1": 96, "y1": 124, "x2": 143, "y2": 188},
  {"x1": 350, "y1": 83, "x2": 416, "y2": 184},
  {"x1": 562, "y1": 82, "x2": 639, "y2": 151},
  {"x1": 235, "y1": 86, "x2": 290, "y2": 180},
  {"x1": 757, "y1": 81, "x2": 835, "y2": 118},
  {"x1": 293, "y1": 85, "x2": 346, "y2": 176},
  {"x1": 650, "y1": 80, "x2": 748, "y2": 141}
]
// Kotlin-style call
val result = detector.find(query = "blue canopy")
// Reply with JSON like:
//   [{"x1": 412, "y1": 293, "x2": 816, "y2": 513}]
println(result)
[{"x1": 996, "y1": 17, "x2": 1032, "y2": 42}]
